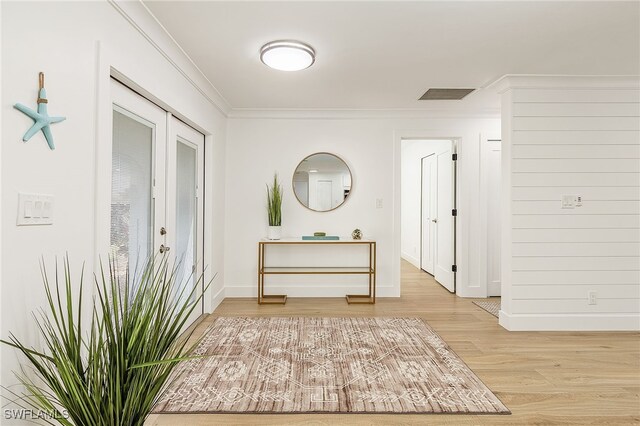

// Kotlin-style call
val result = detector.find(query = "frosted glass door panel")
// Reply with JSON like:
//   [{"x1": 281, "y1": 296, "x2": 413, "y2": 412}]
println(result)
[
  {"x1": 111, "y1": 109, "x2": 154, "y2": 282},
  {"x1": 175, "y1": 140, "x2": 197, "y2": 303},
  {"x1": 166, "y1": 117, "x2": 205, "y2": 327}
]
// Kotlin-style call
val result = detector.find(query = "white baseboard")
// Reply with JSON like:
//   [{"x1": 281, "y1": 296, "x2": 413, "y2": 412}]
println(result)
[
  {"x1": 225, "y1": 284, "x2": 400, "y2": 298},
  {"x1": 206, "y1": 286, "x2": 226, "y2": 314},
  {"x1": 499, "y1": 311, "x2": 640, "y2": 331},
  {"x1": 401, "y1": 252, "x2": 420, "y2": 269},
  {"x1": 456, "y1": 285, "x2": 487, "y2": 298}
]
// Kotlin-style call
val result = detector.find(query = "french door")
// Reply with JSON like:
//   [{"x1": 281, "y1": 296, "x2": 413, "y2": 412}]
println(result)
[{"x1": 110, "y1": 79, "x2": 205, "y2": 325}]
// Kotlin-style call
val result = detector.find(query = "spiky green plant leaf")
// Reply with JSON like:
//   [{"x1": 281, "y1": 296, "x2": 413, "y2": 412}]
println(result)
[
  {"x1": 1, "y1": 255, "x2": 210, "y2": 426},
  {"x1": 266, "y1": 172, "x2": 283, "y2": 226}
]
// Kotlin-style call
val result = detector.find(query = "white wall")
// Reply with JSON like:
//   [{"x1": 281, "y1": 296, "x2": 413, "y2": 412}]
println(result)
[
  {"x1": 1, "y1": 0, "x2": 227, "y2": 400},
  {"x1": 400, "y1": 139, "x2": 450, "y2": 268},
  {"x1": 498, "y1": 76, "x2": 640, "y2": 331},
  {"x1": 225, "y1": 116, "x2": 500, "y2": 298}
]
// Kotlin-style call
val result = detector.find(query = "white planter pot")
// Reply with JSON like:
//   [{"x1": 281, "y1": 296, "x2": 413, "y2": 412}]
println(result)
[{"x1": 267, "y1": 225, "x2": 282, "y2": 240}]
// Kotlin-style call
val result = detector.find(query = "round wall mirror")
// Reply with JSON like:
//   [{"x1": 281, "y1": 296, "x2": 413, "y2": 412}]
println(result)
[{"x1": 292, "y1": 152, "x2": 352, "y2": 212}]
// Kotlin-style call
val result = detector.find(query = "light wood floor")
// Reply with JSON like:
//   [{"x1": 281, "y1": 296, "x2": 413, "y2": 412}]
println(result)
[{"x1": 147, "y1": 260, "x2": 640, "y2": 425}]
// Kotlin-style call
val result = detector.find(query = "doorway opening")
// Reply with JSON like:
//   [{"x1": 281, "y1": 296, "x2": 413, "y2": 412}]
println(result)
[{"x1": 401, "y1": 139, "x2": 457, "y2": 293}]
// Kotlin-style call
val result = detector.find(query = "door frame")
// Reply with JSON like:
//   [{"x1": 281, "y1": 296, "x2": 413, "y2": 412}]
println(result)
[
  {"x1": 399, "y1": 135, "x2": 459, "y2": 293},
  {"x1": 95, "y1": 42, "x2": 220, "y2": 317},
  {"x1": 97, "y1": 75, "x2": 207, "y2": 325}
]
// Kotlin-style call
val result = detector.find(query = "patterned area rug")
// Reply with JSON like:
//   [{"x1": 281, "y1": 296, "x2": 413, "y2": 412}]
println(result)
[
  {"x1": 154, "y1": 317, "x2": 509, "y2": 414},
  {"x1": 472, "y1": 299, "x2": 501, "y2": 318}
]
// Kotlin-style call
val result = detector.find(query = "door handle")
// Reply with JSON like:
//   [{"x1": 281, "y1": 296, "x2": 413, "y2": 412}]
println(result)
[
  {"x1": 159, "y1": 244, "x2": 171, "y2": 254},
  {"x1": 432, "y1": 219, "x2": 438, "y2": 223}
]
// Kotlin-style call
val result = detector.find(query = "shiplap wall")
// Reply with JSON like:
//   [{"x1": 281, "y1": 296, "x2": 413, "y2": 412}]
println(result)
[{"x1": 499, "y1": 76, "x2": 640, "y2": 331}]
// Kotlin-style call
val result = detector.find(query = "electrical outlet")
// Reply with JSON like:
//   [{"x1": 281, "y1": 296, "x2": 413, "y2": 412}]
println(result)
[
  {"x1": 561, "y1": 195, "x2": 576, "y2": 209},
  {"x1": 588, "y1": 291, "x2": 597, "y2": 305},
  {"x1": 376, "y1": 198, "x2": 383, "y2": 209}
]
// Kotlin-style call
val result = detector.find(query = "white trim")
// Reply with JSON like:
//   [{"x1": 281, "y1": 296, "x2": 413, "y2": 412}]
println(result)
[
  {"x1": 209, "y1": 285, "x2": 226, "y2": 313},
  {"x1": 225, "y1": 285, "x2": 398, "y2": 298},
  {"x1": 401, "y1": 252, "x2": 420, "y2": 269},
  {"x1": 94, "y1": 42, "x2": 113, "y2": 270},
  {"x1": 499, "y1": 311, "x2": 640, "y2": 331},
  {"x1": 228, "y1": 108, "x2": 501, "y2": 120},
  {"x1": 491, "y1": 74, "x2": 640, "y2": 94},
  {"x1": 499, "y1": 91, "x2": 514, "y2": 320},
  {"x1": 202, "y1": 133, "x2": 220, "y2": 314},
  {"x1": 108, "y1": 0, "x2": 231, "y2": 115},
  {"x1": 395, "y1": 131, "x2": 464, "y2": 298}
]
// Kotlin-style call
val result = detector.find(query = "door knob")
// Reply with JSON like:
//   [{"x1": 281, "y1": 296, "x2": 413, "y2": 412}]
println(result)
[
  {"x1": 432, "y1": 218, "x2": 438, "y2": 223},
  {"x1": 160, "y1": 227, "x2": 167, "y2": 236},
  {"x1": 159, "y1": 244, "x2": 171, "y2": 254}
]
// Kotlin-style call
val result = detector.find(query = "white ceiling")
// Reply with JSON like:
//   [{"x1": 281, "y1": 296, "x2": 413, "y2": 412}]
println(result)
[{"x1": 144, "y1": 1, "x2": 640, "y2": 112}]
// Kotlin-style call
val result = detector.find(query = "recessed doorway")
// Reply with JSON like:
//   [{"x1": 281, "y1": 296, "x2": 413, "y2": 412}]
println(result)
[{"x1": 401, "y1": 139, "x2": 457, "y2": 293}]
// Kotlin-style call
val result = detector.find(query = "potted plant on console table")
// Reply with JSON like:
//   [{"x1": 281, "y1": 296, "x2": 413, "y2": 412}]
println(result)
[{"x1": 266, "y1": 172, "x2": 282, "y2": 240}]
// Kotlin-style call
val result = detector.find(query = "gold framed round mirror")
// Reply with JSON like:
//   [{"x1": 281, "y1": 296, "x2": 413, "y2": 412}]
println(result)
[{"x1": 292, "y1": 152, "x2": 352, "y2": 212}]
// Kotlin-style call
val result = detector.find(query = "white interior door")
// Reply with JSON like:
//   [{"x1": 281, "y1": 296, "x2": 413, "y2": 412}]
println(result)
[
  {"x1": 486, "y1": 140, "x2": 502, "y2": 296},
  {"x1": 166, "y1": 117, "x2": 205, "y2": 325},
  {"x1": 110, "y1": 79, "x2": 166, "y2": 284},
  {"x1": 434, "y1": 146, "x2": 455, "y2": 292},
  {"x1": 316, "y1": 180, "x2": 333, "y2": 211},
  {"x1": 420, "y1": 154, "x2": 436, "y2": 274}
]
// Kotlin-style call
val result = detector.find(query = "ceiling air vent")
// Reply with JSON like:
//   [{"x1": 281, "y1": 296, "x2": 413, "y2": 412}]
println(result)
[{"x1": 419, "y1": 88, "x2": 475, "y2": 100}]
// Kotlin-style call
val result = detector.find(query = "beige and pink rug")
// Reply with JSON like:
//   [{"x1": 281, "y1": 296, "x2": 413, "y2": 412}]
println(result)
[{"x1": 154, "y1": 317, "x2": 509, "y2": 414}]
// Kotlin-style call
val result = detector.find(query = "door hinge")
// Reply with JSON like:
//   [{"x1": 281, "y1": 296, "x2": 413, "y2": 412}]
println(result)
[
  {"x1": 452, "y1": 264, "x2": 457, "y2": 272},
  {"x1": 452, "y1": 153, "x2": 458, "y2": 161},
  {"x1": 452, "y1": 209, "x2": 458, "y2": 216}
]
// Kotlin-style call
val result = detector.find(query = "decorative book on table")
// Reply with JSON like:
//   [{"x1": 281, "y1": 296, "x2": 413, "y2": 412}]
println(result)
[{"x1": 302, "y1": 235, "x2": 340, "y2": 240}]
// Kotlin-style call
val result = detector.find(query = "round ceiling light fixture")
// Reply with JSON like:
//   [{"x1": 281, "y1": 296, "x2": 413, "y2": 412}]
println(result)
[{"x1": 260, "y1": 40, "x2": 315, "y2": 71}]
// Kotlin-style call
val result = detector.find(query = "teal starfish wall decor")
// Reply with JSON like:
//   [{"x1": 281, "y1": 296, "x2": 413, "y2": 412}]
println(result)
[{"x1": 14, "y1": 72, "x2": 66, "y2": 150}]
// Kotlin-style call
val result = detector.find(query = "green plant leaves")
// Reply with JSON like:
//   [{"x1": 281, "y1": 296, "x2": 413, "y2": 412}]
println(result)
[
  {"x1": 266, "y1": 172, "x2": 283, "y2": 226},
  {"x1": 1, "y1": 255, "x2": 210, "y2": 426}
]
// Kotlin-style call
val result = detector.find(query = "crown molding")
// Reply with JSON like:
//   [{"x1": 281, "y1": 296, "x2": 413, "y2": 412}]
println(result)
[
  {"x1": 108, "y1": 0, "x2": 232, "y2": 115},
  {"x1": 489, "y1": 74, "x2": 640, "y2": 94},
  {"x1": 227, "y1": 107, "x2": 501, "y2": 120}
]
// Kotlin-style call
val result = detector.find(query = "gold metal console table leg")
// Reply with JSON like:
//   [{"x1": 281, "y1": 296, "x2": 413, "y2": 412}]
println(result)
[
  {"x1": 257, "y1": 241, "x2": 287, "y2": 305},
  {"x1": 346, "y1": 241, "x2": 376, "y2": 304}
]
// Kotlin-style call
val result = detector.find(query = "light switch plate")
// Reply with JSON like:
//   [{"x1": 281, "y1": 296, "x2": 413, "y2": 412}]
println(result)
[{"x1": 17, "y1": 193, "x2": 54, "y2": 225}]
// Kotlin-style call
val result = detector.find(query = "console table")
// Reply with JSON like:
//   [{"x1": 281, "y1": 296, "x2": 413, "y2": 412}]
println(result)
[{"x1": 257, "y1": 239, "x2": 376, "y2": 305}]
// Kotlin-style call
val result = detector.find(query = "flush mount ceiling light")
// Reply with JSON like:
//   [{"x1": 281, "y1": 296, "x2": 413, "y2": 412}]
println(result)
[{"x1": 260, "y1": 40, "x2": 315, "y2": 71}]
